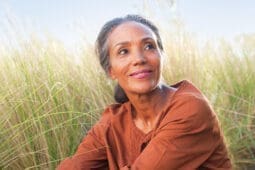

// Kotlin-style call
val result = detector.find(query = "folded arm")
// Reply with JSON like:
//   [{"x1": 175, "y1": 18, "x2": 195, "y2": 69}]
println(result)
[{"x1": 57, "y1": 120, "x2": 109, "y2": 170}]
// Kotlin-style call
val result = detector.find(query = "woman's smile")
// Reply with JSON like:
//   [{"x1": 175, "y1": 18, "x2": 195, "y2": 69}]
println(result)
[{"x1": 129, "y1": 69, "x2": 153, "y2": 79}]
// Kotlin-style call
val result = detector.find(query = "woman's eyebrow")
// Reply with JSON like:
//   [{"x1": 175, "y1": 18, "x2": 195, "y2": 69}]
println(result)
[
  {"x1": 112, "y1": 37, "x2": 155, "y2": 49},
  {"x1": 141, "y1": 37, "x2": 154, "y2": 42},
  {"x1": 113, "y1": 41, "x2": 130, "y2": 49}
]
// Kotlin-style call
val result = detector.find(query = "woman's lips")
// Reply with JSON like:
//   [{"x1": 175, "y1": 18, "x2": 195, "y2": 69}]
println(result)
[{"x1": 129, "y1": 69, "x2": 152, "y2": 79}]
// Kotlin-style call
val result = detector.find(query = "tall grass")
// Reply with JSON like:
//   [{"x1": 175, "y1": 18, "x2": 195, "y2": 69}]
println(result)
[
  {"x1": 0, "y1": 31, "x2": 254, "y2": 169},
  {"x1": 0, "y1": 38, "x2": 114, "y2": 169},
  {"x1": 162, "y1": 31, "x2": 255, "y2": 169}
]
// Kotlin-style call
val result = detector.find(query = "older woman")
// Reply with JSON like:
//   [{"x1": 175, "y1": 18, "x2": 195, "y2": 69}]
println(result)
[{"x1": 57, "y1": 15, "x2": 231, "y2": 170}]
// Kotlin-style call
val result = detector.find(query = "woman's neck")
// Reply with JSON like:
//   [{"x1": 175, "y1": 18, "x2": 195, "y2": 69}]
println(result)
[{"x1": 127, "y1": 83, "x2": 175, "y2": 133}]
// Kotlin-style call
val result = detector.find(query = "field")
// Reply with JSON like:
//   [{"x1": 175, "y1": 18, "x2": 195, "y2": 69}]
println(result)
[{"x1": 0, "y1": 25, "x2": 255, "y2": 169}]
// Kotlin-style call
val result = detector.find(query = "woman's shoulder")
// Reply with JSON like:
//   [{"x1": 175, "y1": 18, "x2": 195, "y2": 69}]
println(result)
[
  {"x1": 90, "y1": 102, "x2": 132, "y2": 137},
  {"x1": 156, "y1": 80, "x2": 218, "y2": 133},
  {"x1": 99, "y1": 102, "x2": 131, "y2": 124},
  {"x1": 90, "y1": 103, "x2": 130, "y2": 135},
  {"x1": 170, "y1": 79, "x2": 209, "y2": 104},
  {"x1": 171, "y1": 80, "x2": 202, "y2": 96},
  {"x1": 166, "y1": 80, "x2": 216, "y2": 121}
]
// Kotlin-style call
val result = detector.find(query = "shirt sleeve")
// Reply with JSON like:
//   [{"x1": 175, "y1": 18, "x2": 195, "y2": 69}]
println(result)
[
  {"x1": 128, "y1": 95, "x2": 231, "y2": 170},
  {"x1": 57, "y1": 117, "x2": 109, "y2": 170}
]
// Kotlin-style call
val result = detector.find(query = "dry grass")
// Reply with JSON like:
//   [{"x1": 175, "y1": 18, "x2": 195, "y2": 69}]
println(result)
[{"x1": 0, "y1": 25, "x2": 254, "y2": 170}]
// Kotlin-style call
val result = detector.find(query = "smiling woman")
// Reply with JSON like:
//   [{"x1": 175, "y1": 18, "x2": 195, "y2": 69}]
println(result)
[
  {"x1": 108, "y1": 21, "x2": 162, "y2": 98},
  {"x1": 57, "y1": 14, "x2": 232, "y2": 170}
]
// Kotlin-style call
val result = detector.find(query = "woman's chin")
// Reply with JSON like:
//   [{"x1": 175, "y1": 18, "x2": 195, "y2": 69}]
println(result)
[{"x1": 129, "y1": 84, "x2": 158, "y2": 95}]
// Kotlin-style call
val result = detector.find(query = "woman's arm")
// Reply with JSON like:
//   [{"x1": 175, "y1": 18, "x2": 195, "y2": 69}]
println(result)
[
  {"x1": 57, "y1": 117, "x2": 109, "y2": 170},
  {"x1": 123, "y1": 95, "x2": 231, "y2": 170}
]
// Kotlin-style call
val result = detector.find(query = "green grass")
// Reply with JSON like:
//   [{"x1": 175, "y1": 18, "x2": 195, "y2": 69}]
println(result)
[{"x1": 0, "y1": 32, "x2": 254, "y2": 169}]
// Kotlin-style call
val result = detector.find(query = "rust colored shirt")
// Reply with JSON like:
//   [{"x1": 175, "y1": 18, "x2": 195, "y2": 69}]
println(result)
[{"x1": 57, "y1": 80, "x2": 232, "y2": 170}]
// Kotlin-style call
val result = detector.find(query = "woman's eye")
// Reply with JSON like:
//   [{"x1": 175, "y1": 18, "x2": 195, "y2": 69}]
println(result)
[
  {"x1": 118, "y1": 49, "x2": 128, "y2": 55},
  {"x1": 144, "y1": 43, "x2": 155, "y2": 50}
]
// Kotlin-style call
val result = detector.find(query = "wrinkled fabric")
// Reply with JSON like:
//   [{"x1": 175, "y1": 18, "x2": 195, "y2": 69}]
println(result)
[{"x1": 57, "y1": 80, "x2": 232, "y2": 170}]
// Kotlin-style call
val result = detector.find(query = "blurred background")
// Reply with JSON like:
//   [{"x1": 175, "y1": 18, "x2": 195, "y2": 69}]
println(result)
[
  {"x1": 0, "y1": 0, "x2": 254, "y2": 169},
  {"x1": 1, "y1": 0, "x2": 255, "y2": 48}
]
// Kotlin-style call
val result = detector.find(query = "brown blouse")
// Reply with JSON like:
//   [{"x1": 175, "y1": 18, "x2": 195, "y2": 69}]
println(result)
[{"x1": 57, "y1": 80, "x2": 232, "y2": 170}]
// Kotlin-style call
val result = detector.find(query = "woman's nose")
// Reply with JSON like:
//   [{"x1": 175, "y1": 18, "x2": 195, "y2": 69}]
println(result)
[{"x1": 132, "y1": 50, "x2": 146, "y2": 65}]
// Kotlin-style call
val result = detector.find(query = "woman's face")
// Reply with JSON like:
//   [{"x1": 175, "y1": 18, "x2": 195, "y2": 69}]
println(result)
[{"x1": 108, "y1": 21, "x2": 162, "y2": 96}]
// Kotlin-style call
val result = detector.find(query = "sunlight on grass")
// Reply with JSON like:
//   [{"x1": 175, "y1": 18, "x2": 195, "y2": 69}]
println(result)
[{"x1": 0, "y1": 18, "x2": 254, "y2": 170}]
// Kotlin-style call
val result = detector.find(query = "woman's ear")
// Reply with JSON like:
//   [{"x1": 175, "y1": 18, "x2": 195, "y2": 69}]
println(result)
[{"x1": 108, "y1": 66, "x2": 117, "y2": 80}]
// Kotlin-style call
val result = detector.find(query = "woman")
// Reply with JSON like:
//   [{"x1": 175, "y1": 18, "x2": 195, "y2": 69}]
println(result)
[{"x1": 57, "y1": 14, "x2": 232, "y2": 170}]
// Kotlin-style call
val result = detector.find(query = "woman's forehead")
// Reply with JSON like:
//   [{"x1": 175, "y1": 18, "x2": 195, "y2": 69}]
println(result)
[{"x1": 107, "y1": 21, "x2": 157, "y2": 46}]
